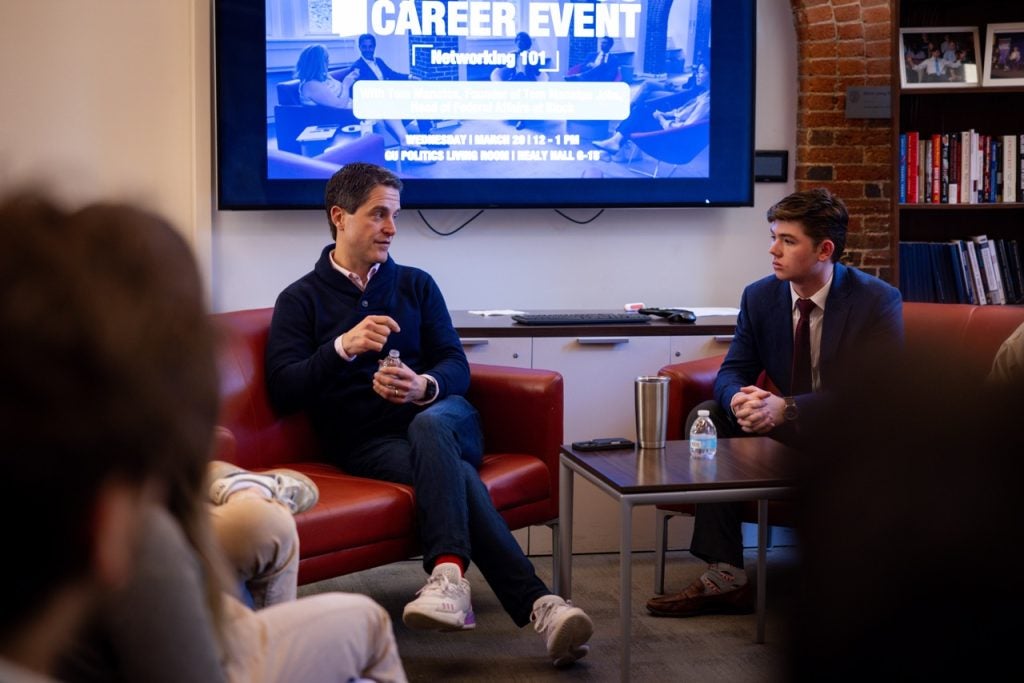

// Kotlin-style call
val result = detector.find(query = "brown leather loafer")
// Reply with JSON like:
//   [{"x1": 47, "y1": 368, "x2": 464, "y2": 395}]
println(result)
[{"x1": 646, "y1": 577, "x2": 754, "y2": 617}]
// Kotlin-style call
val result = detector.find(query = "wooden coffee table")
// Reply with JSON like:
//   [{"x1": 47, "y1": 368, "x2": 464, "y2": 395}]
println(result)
[{"x1": 557, "y1": 438, "x2": 797, "y2": 681}]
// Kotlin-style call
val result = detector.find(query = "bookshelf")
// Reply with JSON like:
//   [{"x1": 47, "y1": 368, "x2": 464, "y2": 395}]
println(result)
[{"x1": 893, "y1": 0, "x2": 1024, "y2": 304}]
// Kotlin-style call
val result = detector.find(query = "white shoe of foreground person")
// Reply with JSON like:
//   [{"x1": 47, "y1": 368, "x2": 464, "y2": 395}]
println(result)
[
  {"x1": 531, "y1": 595, "x2": 594, "y2": 667},
  {"x1": 402, "y1": 562, "x2": 476, "y2": 631},
  {"x1": 207, "y1": 460, "x2": 319, "y2": 514}
]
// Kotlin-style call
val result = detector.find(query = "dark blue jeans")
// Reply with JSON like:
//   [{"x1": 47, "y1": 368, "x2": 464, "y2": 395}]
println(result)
[{"x1": 342, "y1": 396, "x2": 549, "y2": 626}]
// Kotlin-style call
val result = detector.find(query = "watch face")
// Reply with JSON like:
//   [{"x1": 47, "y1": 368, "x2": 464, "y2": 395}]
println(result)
[{"x1": 784, "y1": 399, "x2": 798, "y2": 420}]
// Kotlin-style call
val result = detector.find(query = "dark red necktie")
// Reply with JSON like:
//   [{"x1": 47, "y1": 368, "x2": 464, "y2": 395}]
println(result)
[{"x1": 791, "y1": 298, "x2": 815, "y2": 395}]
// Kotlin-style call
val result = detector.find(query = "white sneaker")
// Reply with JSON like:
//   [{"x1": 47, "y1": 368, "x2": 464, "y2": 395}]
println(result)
[
  {"x1": 402, "y1": 563, "x2": 475, "y2": 631},
  {"x1": 208, "y1": 461, "x2": 319, "y2": 514},
  {"x1": 531, "y1": 595, "x2": 593, "y2": 667}
]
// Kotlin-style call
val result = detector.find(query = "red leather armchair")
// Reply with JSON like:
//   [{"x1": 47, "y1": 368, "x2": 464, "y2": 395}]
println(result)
[
  {"x1": 214, "y1": 308, "x2": 564, "y2": 585},
  {"x1": 274, "y1": 68, "x2": 359, "y2": 155},
  {"x1": 651, "y1": 301, "x2": 1024, "y2": 592}
]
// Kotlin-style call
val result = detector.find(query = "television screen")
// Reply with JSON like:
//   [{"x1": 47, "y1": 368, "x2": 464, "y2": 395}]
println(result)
[{"x1": 215, "y1": 0, "x2": 755, "y2": 209}]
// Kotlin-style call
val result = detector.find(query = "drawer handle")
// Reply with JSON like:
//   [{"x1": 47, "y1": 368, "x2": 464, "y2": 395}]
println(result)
[
  {"x1": 713, "y1": 335, "x2": 735, "y2": 343},
  {"x1": 460, "y1": 338, "x2": 490, "y2": 347},
  {"x1": 575, "y1": 337, "x2": 630, "y2": 345}
]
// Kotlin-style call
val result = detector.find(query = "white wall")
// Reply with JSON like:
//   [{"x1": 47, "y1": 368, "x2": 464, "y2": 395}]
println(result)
[
  {"x1": 0, "y1": 1, "x2": 797, "y2": 313},
  {"x1": 0, "y1": 0, "x2": 212, "y2": 276}
]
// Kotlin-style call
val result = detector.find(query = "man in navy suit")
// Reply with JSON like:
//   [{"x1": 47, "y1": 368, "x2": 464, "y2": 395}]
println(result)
[
  {"x1": 349, "y1": 33, "x2": 418, "y2": 82},
  {"x1": 647, "y1": 188, "x2": 904, "y2": 618},
  {"x1": 565, "y1": 36, "x2": 618, "y2": 81},
  {"x1": 347, "y1": 34, "x2": 433, "y2": 135}
]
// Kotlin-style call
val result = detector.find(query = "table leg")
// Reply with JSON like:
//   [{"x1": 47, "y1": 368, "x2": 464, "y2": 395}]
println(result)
[
  {"x1": 756, "y1": 498, "x2": 767, "y2": 644},
  {"x1": 619, "y1": 500, "x2": 633, "y2": 683},
  {"x1": 558, "y1": 458, "x2": 574, "y2": 599}
]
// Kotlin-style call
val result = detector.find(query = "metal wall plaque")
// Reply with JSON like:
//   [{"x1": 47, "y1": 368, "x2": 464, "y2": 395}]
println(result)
[{"x1": 845, "y1": 86, "x2": 891, "y2": 119}]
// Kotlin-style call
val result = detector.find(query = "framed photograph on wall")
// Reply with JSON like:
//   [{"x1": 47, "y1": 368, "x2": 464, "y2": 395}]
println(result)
[
  {"x1": 983, "y1": 23, "x2": 1024, "y2": 86},
  {"x1": 899, "y1": 27, "x2": 981, "y2": 88}
]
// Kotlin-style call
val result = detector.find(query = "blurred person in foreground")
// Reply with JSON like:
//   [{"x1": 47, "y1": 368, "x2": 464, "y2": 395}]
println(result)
[
  {"x1": 0, "y1": 192, "x2": 175, "y2": 680},
  {"x1": 0, "y1": 191, "x2": 406, "y2": 682},
  {"x1": 787, "y1": 325, "x2": 1022, "y2": 679}
]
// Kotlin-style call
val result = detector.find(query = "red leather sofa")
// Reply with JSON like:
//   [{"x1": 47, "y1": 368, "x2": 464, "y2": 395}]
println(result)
[
  {"x1": 213, "y1": 308, "x2": 564, "y2": 585},
  {"x1": 651, "y1": 301, "x2": 1024, "y2": 590}
]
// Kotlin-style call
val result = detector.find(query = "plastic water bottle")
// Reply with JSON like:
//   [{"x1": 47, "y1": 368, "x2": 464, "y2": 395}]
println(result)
[
  {"x1": 689, "y1": 409, "x2": 717, "y2": 459},
  {"x1": 379, "y1": 349, "x2": 401, "y2": 368}
]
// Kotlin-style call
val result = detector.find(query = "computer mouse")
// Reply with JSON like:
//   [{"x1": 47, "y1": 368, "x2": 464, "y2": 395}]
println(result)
[{"x1": 666, "y1": 310, "x2": 696, "y2": 323}]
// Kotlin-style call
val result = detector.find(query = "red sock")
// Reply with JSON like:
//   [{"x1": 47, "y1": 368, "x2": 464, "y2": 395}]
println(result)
[{"x1": 434, "y1": 554, "x2": 465, "y2": 576}]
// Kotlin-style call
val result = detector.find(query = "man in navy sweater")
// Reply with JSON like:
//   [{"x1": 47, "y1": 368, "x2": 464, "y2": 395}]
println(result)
[{"x1": 265, "y1": 163, "x2": 593, "y2": 667}]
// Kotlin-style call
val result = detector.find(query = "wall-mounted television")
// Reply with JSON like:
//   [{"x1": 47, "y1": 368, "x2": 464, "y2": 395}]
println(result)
[{"x1": 215, "y1": 0, "x2": 755, "y2": 209}]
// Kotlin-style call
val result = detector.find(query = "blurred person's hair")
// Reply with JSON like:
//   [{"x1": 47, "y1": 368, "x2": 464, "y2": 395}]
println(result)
[{"x1": 0, "y1": 191, "x2": 222, "y2": 643}]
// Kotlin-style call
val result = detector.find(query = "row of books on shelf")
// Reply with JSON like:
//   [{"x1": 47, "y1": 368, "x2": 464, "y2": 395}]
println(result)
[
  {"x1": 899, "y1": 235, "x2": 1024, "y2": 305},
  {"x1": 898, "y1": 131, "x2": 1022, "y2": 205}
]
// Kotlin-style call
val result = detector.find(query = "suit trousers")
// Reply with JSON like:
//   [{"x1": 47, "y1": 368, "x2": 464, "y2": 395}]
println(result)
[{"x1": 685, "y1": 400, "x2": 748, "y2": 568}]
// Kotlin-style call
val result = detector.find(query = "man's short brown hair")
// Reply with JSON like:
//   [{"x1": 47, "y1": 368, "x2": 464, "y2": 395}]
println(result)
[
  {"x1": 324, "y1": 163, "x2": 403, "y2": 239},
  {"x1": 766, "y1": 188, "x2": 848, "y2": 262}
]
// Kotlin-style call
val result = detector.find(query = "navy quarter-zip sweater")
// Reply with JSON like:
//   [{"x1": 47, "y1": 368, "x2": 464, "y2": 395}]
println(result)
[{"x1": 266, "y1": 245, "x2": 470, "y2": 457}]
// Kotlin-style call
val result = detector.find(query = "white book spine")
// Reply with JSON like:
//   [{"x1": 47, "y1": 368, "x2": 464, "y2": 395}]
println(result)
[
  {"x1": 960, "y1": 130, "x2": 972, "y2": 204},
  {"x1": 964, "y1": 239, "x2": 988, "y2": 305},
  {"x1": 973, "y1": 235, "x2": 1006, "y2": 304}
]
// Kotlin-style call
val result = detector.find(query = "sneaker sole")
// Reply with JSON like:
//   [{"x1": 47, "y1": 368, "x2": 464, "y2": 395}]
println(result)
[
  {"x1": 402, "y1": 609, "x2": 476, "y2": 632},
  {"x1": 547, "y1": 611, "x2": 593, "y2": 667}
]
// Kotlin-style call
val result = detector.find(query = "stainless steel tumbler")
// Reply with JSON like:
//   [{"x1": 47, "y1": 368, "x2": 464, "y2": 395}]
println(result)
[{"x1": 635, "y1": 376, "x2": 669, "y2": 448}]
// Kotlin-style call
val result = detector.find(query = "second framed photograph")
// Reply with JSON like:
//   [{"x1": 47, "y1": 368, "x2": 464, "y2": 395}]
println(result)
[
  {"x1": 983, "y1": 23, "x2": 1024, "y2": 86},
  {"x1": 899, "y1": 26, "x2": 981, "y2": 89}
]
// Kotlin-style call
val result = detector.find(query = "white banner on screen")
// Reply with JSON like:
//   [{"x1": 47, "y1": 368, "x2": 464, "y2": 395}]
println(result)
[{"x1": 351, "y1": 80, "x2": 629, "y2": 121}]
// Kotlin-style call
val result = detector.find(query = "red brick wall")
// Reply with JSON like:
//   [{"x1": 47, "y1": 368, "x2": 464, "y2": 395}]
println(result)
[{"x1": 790, "y1": 0, "x2": 893, "y2": 282}]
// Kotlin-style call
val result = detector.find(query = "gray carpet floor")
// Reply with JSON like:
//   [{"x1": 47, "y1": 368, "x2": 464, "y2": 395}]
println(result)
[{"x1": 300, "y1": 548, "x2": 798, "y2": 682}]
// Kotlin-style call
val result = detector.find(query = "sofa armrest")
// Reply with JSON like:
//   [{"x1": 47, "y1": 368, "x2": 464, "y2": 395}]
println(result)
[
  {"x1": 467, "y1": 363, "x2": 563, "y2": 456},
  {"x1": 659, "y1": 354, "x2": 725, "y2": 439},
  {"x1": 466, "y1": 363, "x2": 563, "y2": 504}
]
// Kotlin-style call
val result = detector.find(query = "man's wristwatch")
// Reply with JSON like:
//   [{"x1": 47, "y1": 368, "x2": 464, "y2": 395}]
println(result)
[
  {"x1": 783, "y1": 396, "x2": 799, "y2": 421},
  {"x1": 421, "y1": 376, "x2": 437, "y2": 402}
]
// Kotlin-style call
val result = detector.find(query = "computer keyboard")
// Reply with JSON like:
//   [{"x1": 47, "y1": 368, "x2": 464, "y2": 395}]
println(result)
[{"x1": 511, "y1": 312, "x2": 652, "y2": 326}]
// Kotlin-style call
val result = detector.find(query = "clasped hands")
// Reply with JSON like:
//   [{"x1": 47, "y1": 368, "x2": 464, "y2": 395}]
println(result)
[
  {"x1": 340, "y1": 315, "x2": 427, "y2": 404},
  {"x1": 729, "y1": 386, "x2": 786, "y2": 434}
]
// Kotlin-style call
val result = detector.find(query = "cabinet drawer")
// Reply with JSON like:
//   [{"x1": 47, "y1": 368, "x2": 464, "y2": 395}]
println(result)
[
  {"x1": 460, "y1": 336, "x2": 531, "y2": 368},
  {"x1": 669, "y1": 334, "x2": 732, "y2": 362}
]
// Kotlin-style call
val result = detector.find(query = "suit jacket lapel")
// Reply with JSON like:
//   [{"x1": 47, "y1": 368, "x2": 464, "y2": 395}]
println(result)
[
  {"x1": 820, "y1": 263, "x2": 851, "y2": 385},
  {"x1": 767, "y1": 279, "x2": 794, "y2": 393}
]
